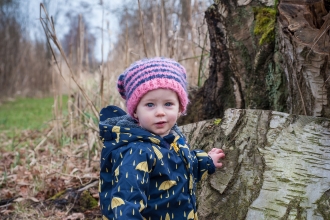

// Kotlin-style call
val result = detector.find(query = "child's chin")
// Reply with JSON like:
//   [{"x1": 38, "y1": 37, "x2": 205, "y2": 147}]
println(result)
[{"x1": 157, "y1": 131, "x2": 170, "y2": 137}]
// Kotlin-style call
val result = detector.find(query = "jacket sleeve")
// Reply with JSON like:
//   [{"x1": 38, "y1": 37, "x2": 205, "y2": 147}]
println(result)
[
  {"x1": 99, "y1": 142, "x2": 154, "y2": 219},
  {"x1": 190, "y1": 149, "x2": 216, "y2": 182}
]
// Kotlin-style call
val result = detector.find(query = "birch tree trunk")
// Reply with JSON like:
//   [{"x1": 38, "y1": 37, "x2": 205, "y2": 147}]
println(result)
[
  {"x1": 179, "y1": 0, "x2": 330, "y2": 125},
  {"x1": 278, "y1": 0, "x2": 330, "y2": 116},
  {"x1": 181, "y1": 108, "x2": 330, "y2": 220}
]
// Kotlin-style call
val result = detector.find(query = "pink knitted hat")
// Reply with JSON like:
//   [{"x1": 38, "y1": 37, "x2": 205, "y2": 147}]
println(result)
[{"x1": 117, "y1": 57, "x2": 189, "y2": 117}]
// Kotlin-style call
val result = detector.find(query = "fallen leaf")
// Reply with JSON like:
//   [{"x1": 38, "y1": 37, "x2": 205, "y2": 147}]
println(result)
[
  {"x1": 18, "y1": 185, "x2": 29, "y2": 197},
  {"x1": 63, "y1": 212, "x2": 85, "y2": 220},
  {"x1": 27, "y1": 197, "x2": 39, "y2": 202}
]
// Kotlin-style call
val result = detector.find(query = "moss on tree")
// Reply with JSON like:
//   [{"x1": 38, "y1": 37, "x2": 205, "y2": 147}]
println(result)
[{"x1": 253, "y1": 7, "x2": 277, "y2": 45}]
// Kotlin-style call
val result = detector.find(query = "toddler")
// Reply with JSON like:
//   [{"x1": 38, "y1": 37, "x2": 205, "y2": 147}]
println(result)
[{"x1": 99, "y1": 57, "x2": 225, "y2": 219}]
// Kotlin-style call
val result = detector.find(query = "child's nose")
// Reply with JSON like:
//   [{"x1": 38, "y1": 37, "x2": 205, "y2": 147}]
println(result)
[{"x1": 155, "y1": 106, "x2": 165, "y2": 116}]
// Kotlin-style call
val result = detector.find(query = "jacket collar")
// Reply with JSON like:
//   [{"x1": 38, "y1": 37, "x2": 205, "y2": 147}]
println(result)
[{"x1": 99, "y1": 105, "x2": 185, "y2": 148}]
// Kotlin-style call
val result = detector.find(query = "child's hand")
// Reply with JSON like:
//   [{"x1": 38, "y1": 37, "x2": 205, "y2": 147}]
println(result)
[{"x1": 208, "y1": 148, "x2": 225, "y2": 168}]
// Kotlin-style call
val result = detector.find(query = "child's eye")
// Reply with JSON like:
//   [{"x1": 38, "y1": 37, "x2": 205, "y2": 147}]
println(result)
[
  {"x1": 165, "y1": 102, "x2": 173, "y2": 107},
  {"x1": 146, "y1": 103, "x2": 154, "y2": 107}
]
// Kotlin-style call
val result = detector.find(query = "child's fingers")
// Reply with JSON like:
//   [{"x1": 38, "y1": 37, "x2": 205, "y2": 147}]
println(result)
[
  {"x1": 214, "y1": 162, "x2": 223, "y2": 168},
  {"x1": 217, "y1": 152, "x2": 225, "y2": 159},
  {"x1": 209, "y1": 148, "x2": 217, "y2": 153},
  {"x1": 208, "y1": 148, "x2": 224, "y2": 155},
  {"x1": 215, "y1": 148, "x2": 224, "y2": 154}
]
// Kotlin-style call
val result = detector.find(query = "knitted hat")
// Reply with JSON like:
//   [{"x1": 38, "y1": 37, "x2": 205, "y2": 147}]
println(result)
[{"x1": 117, "y1": 57, "x2": 189, "y2": 117}]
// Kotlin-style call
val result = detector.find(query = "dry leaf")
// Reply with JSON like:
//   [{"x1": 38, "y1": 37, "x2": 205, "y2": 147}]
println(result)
[
  {"x1": 27, "y1": 197, "x2": 39, "y2": 202},
  {"x1": 63, "y1": 212, "x2": 85, "y2": 220}
]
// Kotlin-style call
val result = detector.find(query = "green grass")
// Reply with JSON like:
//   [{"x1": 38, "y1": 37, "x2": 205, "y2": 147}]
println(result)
[{"x1": 0, "y1": 96, "x2": 68, "y2": 131}]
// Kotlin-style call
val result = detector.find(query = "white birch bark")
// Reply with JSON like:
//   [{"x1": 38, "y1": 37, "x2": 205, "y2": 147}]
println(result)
[{"x1": 181, "y1": 108, "x2": 330, "y2": 219}]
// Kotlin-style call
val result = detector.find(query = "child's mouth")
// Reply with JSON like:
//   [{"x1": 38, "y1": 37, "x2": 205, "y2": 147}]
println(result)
[{"x1": 155, "y1": 121, "x2": 166, "y2": 127}]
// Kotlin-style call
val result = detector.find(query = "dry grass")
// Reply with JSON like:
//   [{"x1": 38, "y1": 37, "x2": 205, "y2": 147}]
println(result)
[{"x1": 0, "y1": 127, "x2": 100, "y2": 219}]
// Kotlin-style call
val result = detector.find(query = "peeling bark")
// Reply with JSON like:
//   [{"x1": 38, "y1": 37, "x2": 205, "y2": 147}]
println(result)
[
  {"x1": 278, "y1": 0, "x2": 330, "y2": 116},
  {"x1": 181, "y1": 108, "x2": 330, "y2": 219}
]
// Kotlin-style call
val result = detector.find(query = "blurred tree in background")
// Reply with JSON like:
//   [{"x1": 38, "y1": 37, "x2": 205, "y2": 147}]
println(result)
[
  {"x1": 0, "y1": 0, "x2": 53, "y2": 100},
  {"x1": 61, "y1": 14, "x2": 97, "y2": 73},
  {"x1": 107, "y1": 0, "x2": 212, "y2": 89}
]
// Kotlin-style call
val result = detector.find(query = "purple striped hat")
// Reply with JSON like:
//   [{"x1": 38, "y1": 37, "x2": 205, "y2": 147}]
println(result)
[{"x1": 117, "y1": 57, "x2": 189, "y2": 117}]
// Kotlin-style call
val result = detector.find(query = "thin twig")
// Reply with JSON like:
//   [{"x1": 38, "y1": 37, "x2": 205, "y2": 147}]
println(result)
[
  {"x1": 178, "y1": 54, "x2": 209, "y2": 62},
  {"x1": 306, "y1": 13, "x2": 330, "y2": 60},
  {"x1": 125, "y1": 20, "x2": 129, "y2": 67},
  {"x1": 100, "y1": 1, "x2": 105, "y2": 108},
  {"x1": 198, "y1": 31, "x2": 208, "y2": 87},
  {"x1": 169, "y1": 27, "x2": 178, "y2": 58},
  {"x1": 64, "y1": 155, "x2": 99, "y2": 163},
  {"x1": 138, "y1": 0, "x2": 148, "y2": 58},
  {"x1": 47, "y1": 171, "x2": 83, "y2": 185},
  {"x1": 293, "y1": 72, "x2": 307, "y2": 115},
  {"x1": 152, "y1": 4, "x2": 160, "y2": 56},
  {"x1": 65, "y1": 191, "x2": 79, "y2": 215},
  {"x1": 160, "y1": 0, "x2": 167, "y2": 56},
  {"x1": 35, "y1": 128, "x2": 54, "y2": 151},
  {"x1": 77, "y1": 180, "x2": 98, "y2": 192}
]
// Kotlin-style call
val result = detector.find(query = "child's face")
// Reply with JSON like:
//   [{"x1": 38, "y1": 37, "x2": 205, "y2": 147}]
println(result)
[{"x1": 134, "y1": 89, "x2": 181, "y2": 137}]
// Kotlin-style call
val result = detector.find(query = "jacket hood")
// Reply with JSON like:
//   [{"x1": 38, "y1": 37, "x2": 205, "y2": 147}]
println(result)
[{"x1": 99, "y1": 105, "x2": 183, "y2": 150}]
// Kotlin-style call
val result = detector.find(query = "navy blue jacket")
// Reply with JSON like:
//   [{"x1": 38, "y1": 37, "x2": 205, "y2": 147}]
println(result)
[{"x1": 99, "y1": 106, "x2": 215, "y2": 220}]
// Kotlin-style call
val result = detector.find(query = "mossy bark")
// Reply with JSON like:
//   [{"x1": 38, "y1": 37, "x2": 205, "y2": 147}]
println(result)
[
  {"x1": 179, "y1": 0, "x2": 330, "y2": 125},
  {"x1": 181, "y1": 108, "x2": 330, "y2": 219}
]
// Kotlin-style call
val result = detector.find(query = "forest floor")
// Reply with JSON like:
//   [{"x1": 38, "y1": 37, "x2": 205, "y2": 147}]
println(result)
[{"x1": 0, "y1": 97, "x2": 102, "y2": 219}]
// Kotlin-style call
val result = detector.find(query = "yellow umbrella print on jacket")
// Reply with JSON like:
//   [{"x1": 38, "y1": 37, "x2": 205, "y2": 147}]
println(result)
[
  {"x1": 135, "y1": 161, "x2": 149, "y2": 184},
  {"x1": 111, "y1": 197, "x2": 125, "y2": 209},
  {"x1": 187, "y1": 210, "x2": 197, "y2": 220},
  {"x1": 139, "y1": 200, "x2": 145, "y2": 212},
  {"x1": 159, "y1": 180, "x2": 177, "y2": 198},
  {"x1": 114, "y1": 166, "x2": 120, "y2": 182},
  {"x1": 112, "y1": 126, "x2": 121, "y2": 143},
  {"x1": 152, "y1": 146, "x2": 164, "y2": 165},
  {"x1": 111, "y1": 197, "x2": 125, "y2": 218},
  {"x1": 102, "y1": 214, "x2": 109, "y2": 220}
]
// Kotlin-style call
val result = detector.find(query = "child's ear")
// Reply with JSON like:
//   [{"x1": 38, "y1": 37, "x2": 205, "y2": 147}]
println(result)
[{"x1": 133, "y1": 112, "x2": 138, "y2": 119}]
